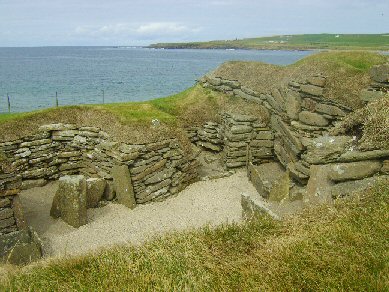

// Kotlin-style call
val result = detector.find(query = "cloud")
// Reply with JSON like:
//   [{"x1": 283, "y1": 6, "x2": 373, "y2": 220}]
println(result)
[
  {"x1": 135, "y1": 22, "x2": 199, "y2": 35},
  {"x1": 74, "y1": 22, "x2": 201, "y2": 40}
]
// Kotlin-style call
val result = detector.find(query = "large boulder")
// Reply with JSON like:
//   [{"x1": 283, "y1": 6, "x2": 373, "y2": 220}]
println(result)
[
  {"x1": 111, "y1": 165, "x2": 136, "y2": 209},
  {"x1": 51, "y1": 175, "x2": 87, "y2": 228},
  {"x1": 0, "y1": 227, "x2": 42, "y2": 265}
]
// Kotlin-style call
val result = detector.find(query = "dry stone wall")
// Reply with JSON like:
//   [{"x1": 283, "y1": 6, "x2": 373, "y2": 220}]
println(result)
[
  {"x1": 0, "y1": 124, "x2": 198, "y2": 207},
  {"x1": 198, "y1": 65, "x2": 389, "y2": 190}
]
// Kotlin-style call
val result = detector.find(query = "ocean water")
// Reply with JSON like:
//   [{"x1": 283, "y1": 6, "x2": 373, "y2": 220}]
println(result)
[{"x1": 0, "y1": 47, "x2": 314, "y2": 113}]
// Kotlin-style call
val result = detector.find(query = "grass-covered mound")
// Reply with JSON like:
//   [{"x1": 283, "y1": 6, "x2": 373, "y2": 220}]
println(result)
[
  {"x1": 212, "y1": 51, "x2": 388, "y2": 109},
  {"x1": 1, "y1": 181, "x2": 388, "y2": 291},
  {"x1": 0, "y1": 85, "x2": 266, "y2": 144}
]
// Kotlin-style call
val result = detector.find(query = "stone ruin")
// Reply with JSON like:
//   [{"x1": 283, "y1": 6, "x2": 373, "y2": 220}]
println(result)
[
  {"x1": 0, "y1": 125, "x2": 198, "y2": 264},
  {"x1": 196, "y1": 63, "x2": 389, "y2": 218},
  {"x1": 0, "y1": 63, "x2": 388, "y2": 264}
]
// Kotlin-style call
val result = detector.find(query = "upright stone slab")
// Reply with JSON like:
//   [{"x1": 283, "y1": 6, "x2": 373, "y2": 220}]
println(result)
[
  {"x1": 58, "y1": 175, "x2": 87, "y2": 228},
  {"x1": 86, "y1": 178, "x2": 106, "y2": 208},
  {"x1": 111, "y1": 165, "x2": 136, "y2": 209},
  {"x1": 304, "y1": 165, "x2": 334, "y2": 206}
]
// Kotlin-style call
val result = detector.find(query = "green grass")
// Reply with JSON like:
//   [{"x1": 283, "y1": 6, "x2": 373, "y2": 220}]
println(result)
[
  {"x1": 0, "y1": 86, "x2": 223, "y2": 126},
  {"x1": 150, "y1": 33, "x2": 389, "y2": 51},
  {"x1": 1, "y1": 182, "x2": 388, "y2": 291}
]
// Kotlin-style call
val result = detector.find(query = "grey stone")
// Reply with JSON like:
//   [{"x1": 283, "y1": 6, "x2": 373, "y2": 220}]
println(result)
[
  {"x1": 338, "y1": 150, "x2": 389, "y2": 162},
  {"x1": 331, "y1": 175, "x2": 389, "y2": 198},
  {"x1": 0, "y1": 208, "x2": 13, "y2": 220},
  {"x1": 299, "y1": 111, "x2": 329, "y2": 127},
  {"x1": 198, "y1": 142, "x2": 221, "y2": 152},
  {"x1": 0, "y1": 217, "x2": 15, "y2": 229},
  {"x1": 370, "y1": 64, "x2": 389, "y2": 83},
  {"x1": 38, "y1": 123, "x2": 77, "y2": 132},
  {"x1": 229, "y1": 113, "x2": 257, "y2": 122},
  {"x1": 307, "y1": 76, "x2": 326, "y2": 87},
  {"x1": 303, "y1": 165, "x2": 334, "y2": 206},
  {"x1": 302, "y1": 136, "x2": 353, "y2": 164},
  {"x1": 0, "y1": 228, "x2": 42, "y2": 265},
  {"x1": 103, "y1": 181, "x2": 116, "y2": 201},
  {"x1": 328, "y1": 161, "x2": 382, "y2": 182},
  {"x1": 300, "y1": 84, "x2": 324, "y2": 96},
  {"x1": 131, "y1": 159, "x2": 167, "y2": 181},
  {"x1": 111, "y1": 165, "x2": 136, "y2": 209},
  {"x1": 359, "y1": 89, "x2": 385, "y2": 103},
  {"x1": 0, "y1": 198, "x2": 10, "y2": 208},
  {"x1": 250, "y1": 140, "x2": 274, "y2": 148},
  {"x1": 285, "y1": 90, "x2": 301, "y2": 120},
  {"x1": 248, "y1": 162, "x2": 288, "y2": 201},
  {"x1": 86, "y1": 178, "x2": 106, "y2": 208},
  {"x1": 256, "y1": 131, "x2": 274, "y2": 140},
  {"x1": 144, "y1": 169, "x2": 175, "y2": 185},
  {"x1": 271, "y1": 116, "x2": 304, "y2": 151},
  {"x1": 20, "y1": 139, "x2": 51, "y2": 148},
  {"x1": 230, "y1": 125, "x2": 252, "y2": 134},
  {"x1": 57, "y1": 175, "x2": 87, "y2": 228},
  {"x1": 241, "y1": 193, "x2": 280, "y2": 220},
  {"x1": 315, "y1": 103, "x2": 346, "y2": 117}
]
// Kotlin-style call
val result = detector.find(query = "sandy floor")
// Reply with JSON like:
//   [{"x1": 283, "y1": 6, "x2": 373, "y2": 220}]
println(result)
[{"x1": 19, "y1": 170, "x2": 258, "y2": 258}]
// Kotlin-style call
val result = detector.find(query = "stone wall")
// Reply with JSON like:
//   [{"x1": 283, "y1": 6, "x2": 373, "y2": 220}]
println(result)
[
  {"x1": 198, "y1": 65, "x2": 389, "y2": 188},
  {"x1": 0, "y1": 124, "x2": 198, "y2": 206}
]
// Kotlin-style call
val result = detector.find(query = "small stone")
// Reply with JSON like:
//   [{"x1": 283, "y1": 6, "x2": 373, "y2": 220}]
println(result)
[
  {"x1": 300, "y1": 84, "x2": 324, "y2": 97},
  {"x1": 299, "y1": 111, "x2": 329, "y2": 127},
  {"x1": 307, "y1": 76, "x2": 326, "y2": 87}
]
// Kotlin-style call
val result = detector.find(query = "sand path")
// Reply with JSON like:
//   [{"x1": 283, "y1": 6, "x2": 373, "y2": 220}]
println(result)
[{"x1": 19, "y1": 170, "x2": 258, "y2": 258}]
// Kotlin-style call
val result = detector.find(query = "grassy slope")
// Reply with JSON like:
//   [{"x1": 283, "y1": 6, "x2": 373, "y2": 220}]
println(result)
[
  {"x1": 0, "y1": 86, "x2": 232, "y2": 143},
  {"x1": 1, "y1": 182, "x2": 388, "y2": 291},
  {"x1": 213, "y1": 51, "x2": 388, "y2": 109},
  {"x1": 150, "y1": 34, "x2": 389, "y2": 51}
]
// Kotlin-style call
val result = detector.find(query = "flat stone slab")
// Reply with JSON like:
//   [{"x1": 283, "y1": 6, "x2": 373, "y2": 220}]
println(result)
[
  {"x1": 247, "y1": 162, "x2": 289, "y2": 202},
  {"x1": 328, "y1": 161, "x2": 382, "y2": 182},
  {"x1": 112, "y1": 165, "x2": 136, "y2": 209}
]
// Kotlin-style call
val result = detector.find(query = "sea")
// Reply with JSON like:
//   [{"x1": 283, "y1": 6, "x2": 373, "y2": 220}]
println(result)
[{"x1": 0, "y1": 47, "x2": 314, "y2": 113}]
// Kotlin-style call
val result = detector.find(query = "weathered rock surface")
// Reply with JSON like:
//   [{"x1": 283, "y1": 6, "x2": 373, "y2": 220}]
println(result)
[
  {"x1": 86, "y1": 178, "x2": 106, "y2": 208},
  {"x1": 299, "y1": 111, "x2": 329, "y2": 127},
  {"x1": 111, "y1": 165, "x2": 136, "y2": 209},
  {"x1": 56, "y1": 175, "x2": 87, "y2": 228},
  {"x1": 0, "y1": 228, "x2": 42, "y2": 265},
  {"x1": 328, "y1": 161, "x2": 382, "y2": 182},
  {"x1": 304, "y1": 165, "x2": 334, "y2": 206}
]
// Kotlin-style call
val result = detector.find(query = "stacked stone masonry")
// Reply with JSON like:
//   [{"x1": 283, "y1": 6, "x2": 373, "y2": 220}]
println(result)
[
  {"x1": 0, "y1": 123, "x2": 198, "y2": 213},
  {"x1": 198, "y1": 65, "x2": 389, "y2": 188}
]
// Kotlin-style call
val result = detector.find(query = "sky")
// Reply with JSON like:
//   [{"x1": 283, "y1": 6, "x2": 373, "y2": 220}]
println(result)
[{"x1": 0, "y1": 0, "x2": 389, "y2": 47}]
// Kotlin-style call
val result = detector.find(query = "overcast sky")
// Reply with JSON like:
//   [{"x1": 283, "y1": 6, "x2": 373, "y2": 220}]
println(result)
[{"x1": 1, "y1": 0, "x2": 388, "y2": 47}]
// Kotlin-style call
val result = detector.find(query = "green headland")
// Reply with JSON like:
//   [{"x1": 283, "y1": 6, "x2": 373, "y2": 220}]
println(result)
[{"x1": 149, "y1": 33, "x2": 389, "y2": 51}]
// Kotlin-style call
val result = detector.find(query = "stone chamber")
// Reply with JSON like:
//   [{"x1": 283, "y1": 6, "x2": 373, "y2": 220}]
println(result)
[{"x1": 1, "y1": 63, "x2": 388, "y2": 265}]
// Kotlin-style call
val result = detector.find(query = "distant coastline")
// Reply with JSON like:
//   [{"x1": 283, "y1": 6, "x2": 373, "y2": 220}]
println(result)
[{"x1": 148, "y1": 33, "x2": 389, "y2": 51}]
